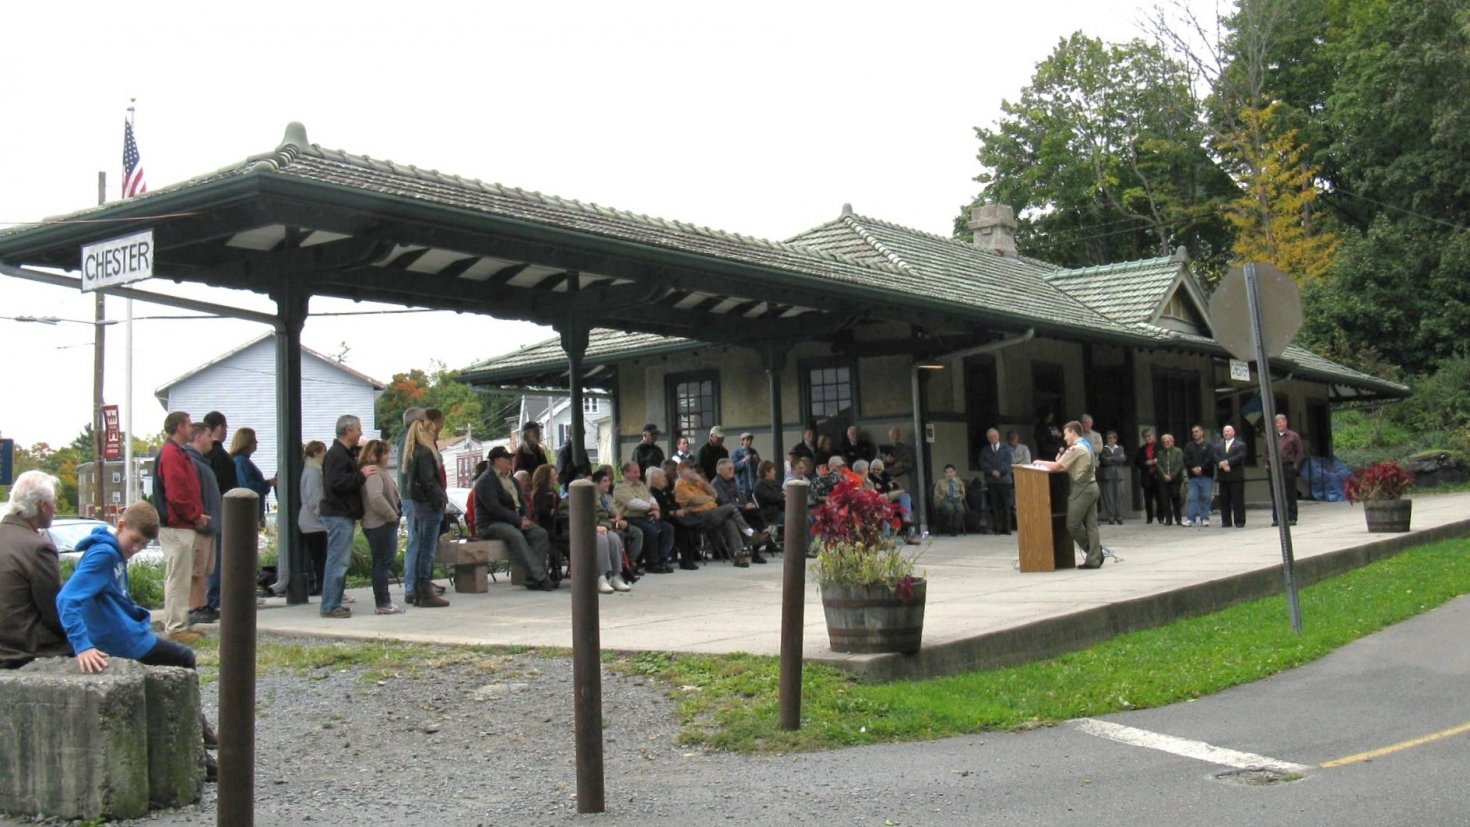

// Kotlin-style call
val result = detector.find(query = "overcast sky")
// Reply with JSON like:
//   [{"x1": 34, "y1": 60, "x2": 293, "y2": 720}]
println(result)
[{"x1": 0, "y1": 0, "x2": 1215, "y2": 448}]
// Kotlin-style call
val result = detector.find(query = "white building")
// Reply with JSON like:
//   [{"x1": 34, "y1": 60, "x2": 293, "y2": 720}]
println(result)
[
  {"x1": 155, "y1": 333, "x2": 384, "y2": 508},
  {"x1": 515, "y1": 392, "x2": 613, "y2": 466}
]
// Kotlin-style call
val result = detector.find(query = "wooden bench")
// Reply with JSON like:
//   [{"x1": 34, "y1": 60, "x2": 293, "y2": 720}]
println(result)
[{"x1": 435, "y1": 539, "x2": 526, "y2": 592}]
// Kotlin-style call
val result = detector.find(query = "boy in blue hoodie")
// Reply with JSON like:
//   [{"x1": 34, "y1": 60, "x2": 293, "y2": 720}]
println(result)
[
  {"x1": 55, "y1": 501, "x2": 198, "y2": 672},
  {"x1": 56, "y1": 500, "x2": 218, "y2": 779}
]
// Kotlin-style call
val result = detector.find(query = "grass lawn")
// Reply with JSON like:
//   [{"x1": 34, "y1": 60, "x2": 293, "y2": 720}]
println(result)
[
  {"x1": 194, "y1": 536, "x2": 1469, "y2": 755},
  {"x1": 610, "y1": 536, "x2": 1470, "y2": 753}
]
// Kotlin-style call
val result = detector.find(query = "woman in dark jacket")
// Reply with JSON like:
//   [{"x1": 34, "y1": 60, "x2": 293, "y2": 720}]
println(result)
[
  {"x1": 230, "y1": 427, "x2": 275, "y2": 525},
  {"x1": 403, "y1": 417, "x2": 448, "y2": 608},
  {"x1": 752, "y1": 460, "x2": 784, "y2": 528}
]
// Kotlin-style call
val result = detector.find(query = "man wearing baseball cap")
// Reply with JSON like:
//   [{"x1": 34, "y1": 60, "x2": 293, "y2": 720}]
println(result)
[
  {"x1": 513, "y1": 420, "x2": 549, "y2": 476},
  {"x1": 473, "y1": 446, "x2": 556, "y2": 590},
  {"x1": 732, "y1": 432, "x2": 761, "y2": 500},
  {"x1": 632, "y1": 423, "x2": 665, "y2": 479},
  {"x1": 697, "y1": 425, "x2": 729, "y2": 481}
]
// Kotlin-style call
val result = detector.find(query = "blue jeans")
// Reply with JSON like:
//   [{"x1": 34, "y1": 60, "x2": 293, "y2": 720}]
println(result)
[
  {"x1": 402, "y1": 509, "x2": 421, "y2": 596},
  {"x1": 363, "y1": 523, "x2": 397, "y2": 608},
  {"x1": 205, "y1": 533, "x2": 223, "y2": 609},
  {"x1": 409, "y1": 501, "x2": 441, "y2": 587},
  {"x1": 320, "y1": 516, "x2": 356, "y2": 613},
  {"x1": 1187, "y1": 477, "x2": 1213, "y2": 523}
]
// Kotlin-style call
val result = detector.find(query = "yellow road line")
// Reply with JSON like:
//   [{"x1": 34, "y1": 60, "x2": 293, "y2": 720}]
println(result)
[{"x1": 1321, "y1": 721, "x2": 1470, "y2": 768}]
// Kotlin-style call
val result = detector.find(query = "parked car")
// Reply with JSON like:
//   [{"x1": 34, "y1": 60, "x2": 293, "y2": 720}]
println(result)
[{"x1": 47, "y1": 517, "x2": 164, "y2": 566}]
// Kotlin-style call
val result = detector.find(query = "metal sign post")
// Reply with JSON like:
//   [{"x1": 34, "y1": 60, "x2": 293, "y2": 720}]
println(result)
[
  {"x1": 1243, "y1": 264, "x2": 1303, "y2": 634},
  {"x1": 1210, "y1": 262, "x2": 1305, "y2": 634}
]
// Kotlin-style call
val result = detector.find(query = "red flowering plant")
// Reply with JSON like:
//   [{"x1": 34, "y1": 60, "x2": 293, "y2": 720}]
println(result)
[
  {"x1": 810, "y1": 480, "x2": 923, "y2": 599},
  {"x1": 1345, "y1": 460, "x2": 1415, "y2": 503}
]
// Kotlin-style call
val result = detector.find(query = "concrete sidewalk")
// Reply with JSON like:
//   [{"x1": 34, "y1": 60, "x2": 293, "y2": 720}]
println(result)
[{"x1": 244, "y1": 492, "x2": 1470, "y2": 680}]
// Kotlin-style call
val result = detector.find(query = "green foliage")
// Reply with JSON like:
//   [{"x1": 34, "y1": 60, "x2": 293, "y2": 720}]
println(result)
[
  {"x1": 0, "y1": 435, "x2": 89, "y2": 513},
  {"x1": 127, "y1": 561, "x2": 165, "y2": 610},
  {"x1": 616, "y1": 536, "x2": 1470, "y2": 753},
  {"x1": 1299, "y1": 219, "x2": 1470, "y2": 376},
  {"x1": 57, "y1": 557, "x2": 166, "y2": 610},
  {"x1": 376, "y1": 364, "x2": 518, "y2": 445},
  {"x1": 961, "y1": 32, "x2": 1235, "y2": 272}
]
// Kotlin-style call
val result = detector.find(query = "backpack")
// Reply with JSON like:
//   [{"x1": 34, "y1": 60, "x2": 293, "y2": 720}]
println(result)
[{"x1": 151, "y1": 447, "x2": 169, "y2": 525}]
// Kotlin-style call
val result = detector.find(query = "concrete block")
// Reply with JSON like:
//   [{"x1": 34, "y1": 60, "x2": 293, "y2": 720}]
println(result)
[
  {"x1": 116, "y1": 660, "x2": 204, "y2": 808},
  {"x1": 0, "y1": 658, "x2": 149, "y2": 820}
]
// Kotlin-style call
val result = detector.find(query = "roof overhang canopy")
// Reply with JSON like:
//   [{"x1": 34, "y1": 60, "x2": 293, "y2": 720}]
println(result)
[{"x1": 0, "y1": 124, "x2": 1134, "y2": 352}]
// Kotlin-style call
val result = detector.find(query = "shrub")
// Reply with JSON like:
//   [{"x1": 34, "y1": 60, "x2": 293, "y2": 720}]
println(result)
[
  {"x1": 810, "y1": 481, "x2": 920, "y2": 592},
  {"x1": 1345, "y1": 460, "x2": 1414, "y2": 503}
]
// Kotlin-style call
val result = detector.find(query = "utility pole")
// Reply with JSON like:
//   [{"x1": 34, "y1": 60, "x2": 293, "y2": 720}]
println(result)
[{"x1": 93, "y1": 171, "x2": 107, "y2": 519}]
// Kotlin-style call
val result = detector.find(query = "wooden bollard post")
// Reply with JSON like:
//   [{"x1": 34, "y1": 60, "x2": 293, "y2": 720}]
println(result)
[{"x1": 779, "y1": 480, "x2": 810, "y2": 731}]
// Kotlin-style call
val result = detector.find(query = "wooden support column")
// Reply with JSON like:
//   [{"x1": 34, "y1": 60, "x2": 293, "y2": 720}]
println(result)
[
  {"x1": 272, "y1": 280, "x2": 309, "y2": 605},
  {"x1": 560, "y1": 272, "x2": 590, "y2": 476},
  {"x1": 762, "y1": 343, "x2": 788, "y2": 462}
]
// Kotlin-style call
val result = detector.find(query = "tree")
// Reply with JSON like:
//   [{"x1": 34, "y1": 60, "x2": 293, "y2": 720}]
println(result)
[
  {"x1": 1219, "y1": 102, "x2": 1340, "y2": 283},
  {"x1": 376, "y1": 364, "x2": 518, "y2": 445},
  {"x1": 960, "y1": 32, "x2": 1236, "y2": 273},
  {"x1": 1298, "y1": 218, "x2": 1470, "y2": 376}
]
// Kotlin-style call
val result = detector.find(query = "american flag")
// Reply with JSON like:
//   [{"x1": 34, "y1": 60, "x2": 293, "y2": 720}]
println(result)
[{"x1": 122, "y1": 121, "x2": 147, "y2": 198}]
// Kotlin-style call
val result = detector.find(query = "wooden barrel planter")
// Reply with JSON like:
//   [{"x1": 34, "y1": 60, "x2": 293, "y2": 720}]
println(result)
[
  {"x1": 1364, "y1": 499, "x2": 1412, "y2": 533},
  {"x1": 820, "y1": 579, "x2": 926, "y2": 654}
]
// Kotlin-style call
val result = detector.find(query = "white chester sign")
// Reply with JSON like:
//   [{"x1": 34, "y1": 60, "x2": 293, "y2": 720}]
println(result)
[{"x1": 80, "y1": 229, "x2": 154, "y2": 292}]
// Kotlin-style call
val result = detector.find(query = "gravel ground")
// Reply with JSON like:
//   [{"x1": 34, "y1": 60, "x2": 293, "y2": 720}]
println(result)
[{"x1": 4, "y1": 636, "x2": 1003, "y2": 826}]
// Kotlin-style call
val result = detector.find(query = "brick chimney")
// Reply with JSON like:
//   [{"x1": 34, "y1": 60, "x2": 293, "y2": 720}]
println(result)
[{"x1": 969, "y1": 202, "x2": 1018, "y2": 257}]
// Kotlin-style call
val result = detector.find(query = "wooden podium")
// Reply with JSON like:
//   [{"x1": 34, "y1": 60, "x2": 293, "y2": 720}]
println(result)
[{"x1": 1014, "y1": 464, "x2": 1074, "y2": 572}]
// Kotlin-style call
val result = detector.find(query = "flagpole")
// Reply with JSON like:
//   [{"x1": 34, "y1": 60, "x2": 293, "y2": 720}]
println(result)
[
  {"x1": 93, "y1": 172, "x2": 107, "y2": 519},
  {"x1": 123, "y1": 101, "x2": 137, "y2": 507}
]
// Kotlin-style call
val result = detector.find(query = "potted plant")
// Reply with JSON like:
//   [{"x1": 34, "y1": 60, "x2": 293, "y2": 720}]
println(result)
[
  {"x1": 1345, "y1": 460, "x2": 1415, "y2": 533},
  {"x1": 811, "y1": 480, "x2": 926, "y2": 654}
]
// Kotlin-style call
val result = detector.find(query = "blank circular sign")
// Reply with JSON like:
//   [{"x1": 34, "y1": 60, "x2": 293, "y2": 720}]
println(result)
[{"x1": 1208, "y1": 263, "x2": 1303, "y2": 361}]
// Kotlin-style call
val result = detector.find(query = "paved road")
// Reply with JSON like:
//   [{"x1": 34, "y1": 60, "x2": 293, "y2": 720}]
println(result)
[{"x1": 589, "y1": 594, "x2": 1470, "y2": 826}]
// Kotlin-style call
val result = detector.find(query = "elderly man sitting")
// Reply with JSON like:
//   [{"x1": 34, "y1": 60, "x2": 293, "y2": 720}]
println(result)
[
  {"x1": 1, "y1": 471, "x2": 72, "y2": 669},
  {"x1": 614, "y1": 460, "x2": 675, "y2": 574},
  {"x1": 712, "y1": 458, "x2": 772, "y2": 563},
  {"x1": 674, "y1": 461, "x2": 768, "y2": 567},
  {"x1": 473, "y1": 446, "x2": 558, "y2": 591}
]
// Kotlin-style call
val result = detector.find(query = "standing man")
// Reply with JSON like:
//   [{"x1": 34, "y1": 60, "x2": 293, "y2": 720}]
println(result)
[
  {"x1": 839, "y1": 425, "x2": 875, "y2": 466},
  {"x1": 1181, "y1": 425, "x2": 1216, "y2": 527},
  {"x1": 882, "y1": 426, "x2": 915, "y2": 487},
  {"x1": 1098, "y1": 431, "x2": 1128, "y2": 525},
  {"x1": 978, "y1": 427, "x2": 1013, "y2": 535},
  {"x1": 731, "y1": 432, "x2": 761, "y2": 500},
  {"x1": 155, "y1": 411, "x2": 210, "y2": 642},
  {"x1": 1133, "y1": 429, "x2": 1161, "y2": 524},
  {"x1": 473, "y1": 446, "x2": 556, "y2": 590},
  {"x1": 1078, "y1": 414, "x2": 1103, "y2": 453},
  {"x1": 1156, "y1": 433, "x2": 1185, "y2": 526},
  {"x1": 672, "y1": 435, "x2": 695, "y2": 464},
  {"x1": 319, "y1": 414, "x2": 376, "y2": 618},
  {"x1": 697, "y1": 426, "x2": 729, "y2": 481},
  {"x1": 201, "y1": 411, "x2": 237, "y2": 610},
  {"x1": 632, "y1": 423, "x2": 665, "y2": 478},
  {"x1": 1035, "y1": 421, "x2": 1105, "y2": 569},
  {"x1": 1270, "y1": 414, "x2": 1305, "y2": 526},
  {"x1": 185, "y1": 424, "x2": 222, "y2": 625},
  {"x1": 1216, "y1": 424, "x2": 1247, "y2": 528},
  {"x1": 792, "y1": 425, "x2": 819, "y2": 465},
  {"x1": 0, "y1": 471, "x2": 71, "y2": 668},
  {"x1": 1004, "y1": 430, "x2": 1030, "y2": 528},
  {"x1": 513, "y1": 420, "x2": 549, "y2": 476}
]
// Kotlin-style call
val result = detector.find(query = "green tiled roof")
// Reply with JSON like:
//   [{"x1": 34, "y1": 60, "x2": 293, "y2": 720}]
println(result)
[
  {"x1": 1044, "y1": 256, "x2": 1186, "y2": 326},
  {"x1": 462, "y1": 329, "x2": 696, "y2": 384},
  {"x1": 788, "y1": 214, "x2": 1134, "y2": 339}
]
